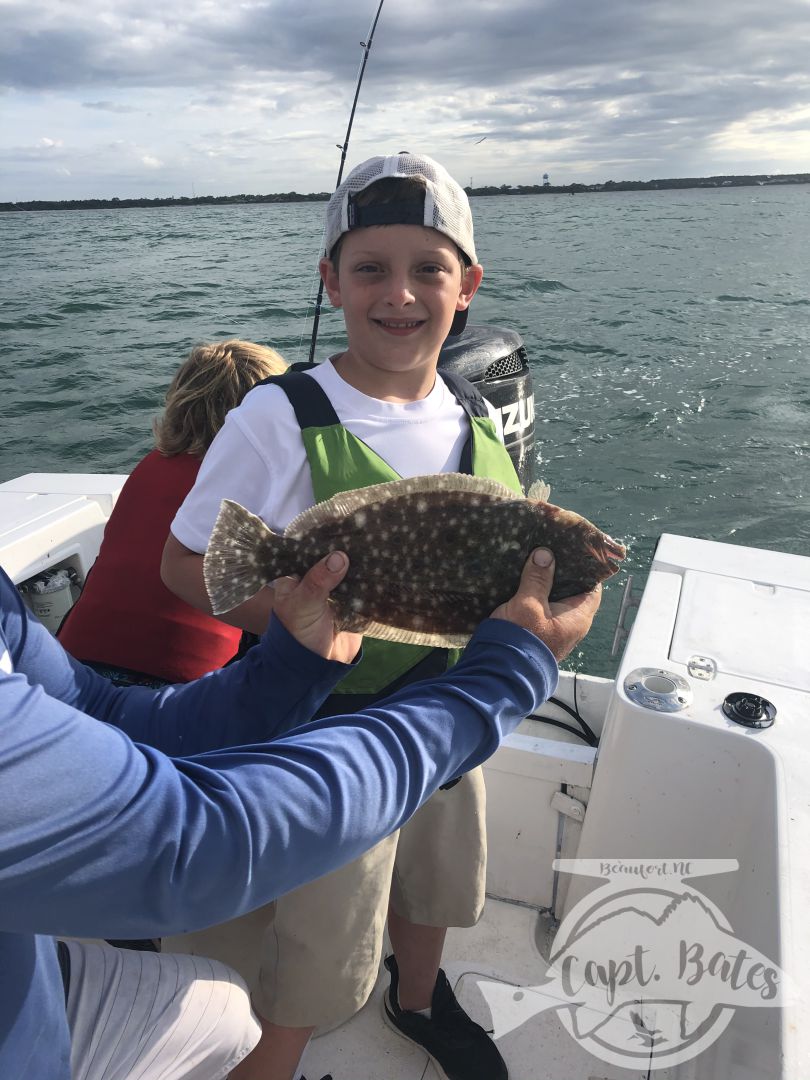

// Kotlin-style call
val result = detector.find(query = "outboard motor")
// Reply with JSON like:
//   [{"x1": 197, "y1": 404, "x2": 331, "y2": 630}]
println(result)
[{"x1": 438, "y1": 324, "x2": 535, "y2": 491}]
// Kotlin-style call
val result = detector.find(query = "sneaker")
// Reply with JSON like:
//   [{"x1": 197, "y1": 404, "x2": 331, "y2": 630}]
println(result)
[{"x1": 381, "y1": 955, "x2": 508, "y2": 1080}]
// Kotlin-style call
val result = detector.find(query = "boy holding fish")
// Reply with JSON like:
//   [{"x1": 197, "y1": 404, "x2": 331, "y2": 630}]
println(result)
[{"x1": 162, "y1": 152, "x2": 611, "y2": 1080}]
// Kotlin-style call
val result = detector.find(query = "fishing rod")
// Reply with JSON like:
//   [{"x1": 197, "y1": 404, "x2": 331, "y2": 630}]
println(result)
[{"x1": 307, "y1": 0, "x2": 387, "y2": 363}]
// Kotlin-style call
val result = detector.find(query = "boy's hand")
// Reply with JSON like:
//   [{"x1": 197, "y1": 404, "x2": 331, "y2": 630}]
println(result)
[
  {"x1": 271, "y1": 552, "x2": 362, "y2": 664},
  {"x1": 490, "y1": 548, "x2": 601, "y2": 661}
]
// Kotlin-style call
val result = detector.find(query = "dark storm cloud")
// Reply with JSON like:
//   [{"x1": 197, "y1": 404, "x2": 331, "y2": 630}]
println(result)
[
  {"x1": 1, "y1": 0, "x2": 807, "y2": 192},
  {"x1": 3, "y1": 1, "x2": 809, "y2": 96},
  {"x1": 0, "y1": 1, "x2": 377, "y2": 90}
]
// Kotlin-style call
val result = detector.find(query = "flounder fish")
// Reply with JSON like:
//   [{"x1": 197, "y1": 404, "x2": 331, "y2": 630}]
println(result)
[{"x1": 204, "y1": 473, "x2": 626, "y2": 648}]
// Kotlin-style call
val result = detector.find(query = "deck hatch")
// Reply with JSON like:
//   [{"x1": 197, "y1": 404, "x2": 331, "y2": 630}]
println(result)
[{"x1": 669, "y1": 569, "x2": 810, "y2": 693}]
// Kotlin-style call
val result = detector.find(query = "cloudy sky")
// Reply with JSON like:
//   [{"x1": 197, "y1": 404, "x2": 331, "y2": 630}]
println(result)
[{"x1": 2, "y1": 0, "x2": 809, "y2": 201}]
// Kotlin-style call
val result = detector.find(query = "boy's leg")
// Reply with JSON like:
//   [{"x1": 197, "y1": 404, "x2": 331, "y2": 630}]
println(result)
[
  {"x1": 256, "y1": 833, "x2": 398, "y2": 1028},
  {"x1": 63, "y1": 939, "x2": 260, "y2": 1080},
  {"x1": 228, "y1": 1018, "x2": 314, "y2": 1080},
  {"x1": 168, "y1": 833, "x2": 399, "y2": 1080},
  {"x1": 384, "y1": 768, "x2": 507, "y2": 1080},
  {"x1": 164, "y1": 902, "x2": 308, "y2": 1080},
  {"x1": 386, "y1": 908, "x2": 447, "y2": 1009},
  {"x1": 389, "y1": 768, "x2": 487, "y2": 932},
  {"x1": 385, "y1": 773, "x2": 487, "y2": 1007}
]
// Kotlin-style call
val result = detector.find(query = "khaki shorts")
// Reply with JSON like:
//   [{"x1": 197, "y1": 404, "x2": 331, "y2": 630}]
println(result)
[{"x1": 165, "y1": 768, "x2": 486, "y2": 1029}]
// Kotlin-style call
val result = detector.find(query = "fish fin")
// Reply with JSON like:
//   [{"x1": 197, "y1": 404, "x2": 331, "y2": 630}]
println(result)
[
  {"x1": 362, "y1": 620, "x2": 472, "y2": 649},
  {"x1": 284, "y1": 473, "x2": 520, "y2": 537},
  {"x1": 527, "y1": 478, "x2": 551, "y2": 502},
  {"x1": 333, "y1": 609, "x2": 372, "y2": 634},
  {"x1": 204, "y1": 499, "x2": 278, "y2": 614}
]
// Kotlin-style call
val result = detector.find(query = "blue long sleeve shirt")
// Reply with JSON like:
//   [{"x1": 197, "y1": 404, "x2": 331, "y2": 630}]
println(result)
[{"x1": 0, "y1": 566, "x2": 557, "y2": 1078}]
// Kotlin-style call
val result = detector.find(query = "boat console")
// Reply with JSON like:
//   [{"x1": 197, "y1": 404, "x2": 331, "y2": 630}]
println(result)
[{"x1": 561, "y1": 533, "x2": 810, "y2": 1077}]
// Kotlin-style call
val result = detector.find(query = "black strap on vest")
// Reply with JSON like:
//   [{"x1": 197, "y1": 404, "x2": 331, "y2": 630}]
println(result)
[
  {"x1": 257, "y1": 363, "x2": 340, "y2": 429},
  {"x1": 435, "y1": 368, "x2": 490, "y2": 475},
  {"x1": 435, "y1": 368, "x2": 490, "y2": 419},
  {"x1": 259, "y1": 363, "x2": 489, "y2": 477}
]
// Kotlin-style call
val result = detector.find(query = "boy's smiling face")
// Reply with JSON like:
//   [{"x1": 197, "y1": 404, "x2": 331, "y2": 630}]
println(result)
[{"x1": 319, "y1": 224, "x2": 483, "y2": 401}]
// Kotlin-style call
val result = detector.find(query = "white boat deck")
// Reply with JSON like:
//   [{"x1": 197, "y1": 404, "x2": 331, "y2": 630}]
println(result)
[{"x1": 298, "y1": 896, "x2": 651, "y2": 1080}]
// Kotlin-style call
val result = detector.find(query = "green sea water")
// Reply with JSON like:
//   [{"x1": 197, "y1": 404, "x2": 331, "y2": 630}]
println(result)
[{"x1": 2, "y1": 184, "x2": 809, "y2": 676}]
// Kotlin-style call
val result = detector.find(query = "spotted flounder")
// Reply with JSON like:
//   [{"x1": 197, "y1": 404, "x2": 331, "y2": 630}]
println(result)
[{"x1": 204, "y1": 474, "x2": 626, "y2": 648}]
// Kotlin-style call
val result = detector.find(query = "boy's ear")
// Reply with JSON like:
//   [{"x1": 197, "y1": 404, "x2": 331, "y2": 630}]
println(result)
[
  {"x1": 319, "y1": 257, "x2": 342, "y2": 308},
  {"x1": 457, "y1": 263, "x2": 484, "y2": 311}
]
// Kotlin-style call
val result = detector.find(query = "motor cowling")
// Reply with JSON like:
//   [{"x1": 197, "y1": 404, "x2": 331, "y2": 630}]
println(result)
[{"x1": 438, "y1": 324, "x2": 535, "y2": 491}]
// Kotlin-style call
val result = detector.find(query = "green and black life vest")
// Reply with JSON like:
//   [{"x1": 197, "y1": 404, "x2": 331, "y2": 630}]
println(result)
[{"x1": 263, "y1": 363, "x2": 522, "y2": 716}]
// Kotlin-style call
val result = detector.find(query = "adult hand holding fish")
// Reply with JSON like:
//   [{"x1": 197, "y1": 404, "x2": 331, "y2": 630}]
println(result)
[
  {"x1": 270, "y1": 545, "x2": 600, "y2": 670},
  {"x1": 271, "y1": 549, "x2": 362, "y2": 664},
  {"x1": 490, "y1": 547, "x2": 602, "y2": 661}
]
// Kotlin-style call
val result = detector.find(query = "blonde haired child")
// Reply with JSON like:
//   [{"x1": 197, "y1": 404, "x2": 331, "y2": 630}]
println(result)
[
  {"x1": 59, "y1": 339, "x2": 287, "y2": 687},
  {"x1": 155, "y1": 339, "x2": 287, "y2": 457}
]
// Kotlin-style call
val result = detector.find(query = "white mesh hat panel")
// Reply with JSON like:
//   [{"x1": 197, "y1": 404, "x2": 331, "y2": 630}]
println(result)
[{"x1": 323, "y1": 152, "x2": 477, "y2": 263}]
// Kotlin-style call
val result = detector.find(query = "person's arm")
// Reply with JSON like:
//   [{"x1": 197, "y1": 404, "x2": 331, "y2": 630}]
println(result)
[
  {"x1": 3, "y1": 559, "x2": 357, "y2": 755},
  {"x1": 0, "y1": 620, "x2": 556, "y2": 942},
  {"x1": 160, "y1": 400, "x2": 282, "y2": 632},
  {"x1": 0, "y1": 549, "x2": 595, "y2": 942},
  {"x1": 161, "y1": 532, "x2": 276, "y2": 634}
]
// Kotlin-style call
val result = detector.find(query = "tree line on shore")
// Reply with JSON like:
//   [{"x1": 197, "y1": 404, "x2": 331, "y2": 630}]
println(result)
[{"x1": 2, "y1": 173, "x2": 808, "y2": 213}]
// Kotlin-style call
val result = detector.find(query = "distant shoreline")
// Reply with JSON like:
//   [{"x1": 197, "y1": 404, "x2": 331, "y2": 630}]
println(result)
[{"x1": 2, "y1": 173, "x2": 808, "y2": 212}]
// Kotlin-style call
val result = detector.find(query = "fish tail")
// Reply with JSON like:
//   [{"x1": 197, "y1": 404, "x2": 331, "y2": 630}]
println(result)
[{"x1": 204, "y1": 499, "x2": 284, "y2": 614}]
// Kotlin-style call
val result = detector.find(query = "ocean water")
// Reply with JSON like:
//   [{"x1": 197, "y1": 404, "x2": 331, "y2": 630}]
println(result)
[{"x1": 2, "y1": 184, "x2": 809, "y2": 676}]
